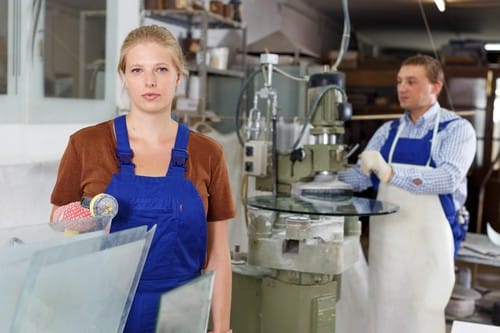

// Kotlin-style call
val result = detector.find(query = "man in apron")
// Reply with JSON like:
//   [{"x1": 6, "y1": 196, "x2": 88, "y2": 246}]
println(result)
[{"x1": 339, "y1": 55, "x2": 476, "y2": 333}]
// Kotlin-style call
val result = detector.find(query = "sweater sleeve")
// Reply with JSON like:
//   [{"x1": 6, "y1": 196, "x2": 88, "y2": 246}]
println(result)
[
  {"x1": 50, "y1": 136, "x2": 84, "y2": 206},
  {"x1": 206, "y1": 144, "x2": 236, "y2": 222}
]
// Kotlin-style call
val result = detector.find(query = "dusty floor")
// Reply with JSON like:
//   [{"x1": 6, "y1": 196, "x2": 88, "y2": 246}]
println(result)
[{"x1": 446, "y1": 262, "x2": 500, "y2": 332}]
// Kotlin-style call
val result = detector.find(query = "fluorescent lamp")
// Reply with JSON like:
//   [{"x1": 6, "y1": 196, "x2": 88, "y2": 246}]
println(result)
[
  {"x1": 434, "y1": 0, "x2": 445, "y2": 12},
  {"x1": 485, "y1": 43, "x2": 500, "y2": 51}
]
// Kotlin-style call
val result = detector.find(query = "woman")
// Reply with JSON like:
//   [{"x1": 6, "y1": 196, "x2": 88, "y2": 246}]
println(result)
[{"x1": 50, "y1": 25, "x2": 234, "y2": 333}]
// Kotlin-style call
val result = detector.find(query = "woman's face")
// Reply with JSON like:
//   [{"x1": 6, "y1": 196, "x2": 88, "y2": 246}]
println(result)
[{"x1": 122, "y1": 41, "x2": 180, "y2": 114}]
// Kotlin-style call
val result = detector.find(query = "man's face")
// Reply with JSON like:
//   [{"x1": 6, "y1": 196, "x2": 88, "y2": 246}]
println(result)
[{"x1": 397, "y1": 65, "x2": 441, "y2": 115}]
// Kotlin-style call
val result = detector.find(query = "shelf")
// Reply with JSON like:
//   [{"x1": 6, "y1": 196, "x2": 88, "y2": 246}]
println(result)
[
  {"x1": 142, "y1": 6, "x2": 247, "y2": 121},
  {"x1": 142, "y1": 9, "x2": 245, "y2": 29},
  {"x1": 344, "y1": 69, "x2": 398, "y2": 87},
  {"x1": 351, "y1": 114, "x2": 400, "y2": 121},
  {"x1": 350, "y1": 109, "x2": 478, "y2": 121},
  {"x1": 186, "y1": 64, "x2": 245, "y2": 78}
]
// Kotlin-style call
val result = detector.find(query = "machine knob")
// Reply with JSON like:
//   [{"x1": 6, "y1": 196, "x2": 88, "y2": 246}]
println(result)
[{"x1": 290, "y1": 148, "x2": 306, "y2": 163}]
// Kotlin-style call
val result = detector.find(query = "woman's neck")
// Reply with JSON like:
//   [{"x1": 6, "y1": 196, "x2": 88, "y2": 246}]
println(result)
[{"x1": 126, "y1": 112, "x2": 177, "y2": 143}]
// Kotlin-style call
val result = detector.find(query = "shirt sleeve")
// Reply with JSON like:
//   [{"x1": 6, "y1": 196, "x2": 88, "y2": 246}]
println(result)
[
  {"x1": 50, "y1": 136, "x2": 84, "y2": 205},
  {"x1": 206, "y1": 146, "x2": 236, "y2": 222},
  {"x1": 338, "y1": 121, "x2": 392, "y2": 191},
  {"x1": 389, "y1": 118, "x2": 476, "y2": 195}
]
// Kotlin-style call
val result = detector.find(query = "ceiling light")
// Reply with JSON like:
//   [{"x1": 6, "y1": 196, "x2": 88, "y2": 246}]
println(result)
[
  {"x1": 434, "y1": 0, "x2": 446, "y2": 12},
  {"x1": 485, "y1": 43, "x2": 500, "y2": 51}
]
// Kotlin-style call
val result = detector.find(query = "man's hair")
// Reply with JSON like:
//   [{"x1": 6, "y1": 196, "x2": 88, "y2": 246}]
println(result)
[{"x1": 401, "y1": 54, "x2": 444, "y2": 84}]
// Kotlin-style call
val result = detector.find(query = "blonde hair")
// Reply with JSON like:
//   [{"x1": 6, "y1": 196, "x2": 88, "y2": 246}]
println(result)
[{"x1": 117, "y1": 25, "x2": 185, "y2": 75}]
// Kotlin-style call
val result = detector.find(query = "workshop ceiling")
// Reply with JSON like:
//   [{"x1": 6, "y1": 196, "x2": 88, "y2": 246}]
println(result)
[{"x1": 305, "y1": 0, "x2": 500, "y2": 52}]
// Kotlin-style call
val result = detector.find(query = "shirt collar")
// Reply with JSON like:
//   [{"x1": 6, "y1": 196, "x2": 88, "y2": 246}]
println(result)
[{"x1": 402, "y1": 102, "x2": 440, "y2": 127}]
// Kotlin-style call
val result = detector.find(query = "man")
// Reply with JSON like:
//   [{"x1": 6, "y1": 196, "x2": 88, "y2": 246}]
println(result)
[{"x1": 339, "y1": 54, "x2": 476, "y2": 333}]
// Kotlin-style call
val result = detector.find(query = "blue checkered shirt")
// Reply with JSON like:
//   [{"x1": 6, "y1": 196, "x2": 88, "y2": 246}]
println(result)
[{"x1": 338, "y1": 103, "x2": 477, "y2": 210}]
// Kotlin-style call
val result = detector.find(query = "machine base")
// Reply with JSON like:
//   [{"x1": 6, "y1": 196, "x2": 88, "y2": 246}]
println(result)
[{"x1": 231, "y1": 264, "x2": 339, "y2": 333}]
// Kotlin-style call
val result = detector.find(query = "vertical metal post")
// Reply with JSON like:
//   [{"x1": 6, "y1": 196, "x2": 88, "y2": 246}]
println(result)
[
  {"x1": 199, "y1": 11, "x2": 208, "y2": 121},
  {"x1": 78, "y1": 11, "x2": 86, "y2": 98}
]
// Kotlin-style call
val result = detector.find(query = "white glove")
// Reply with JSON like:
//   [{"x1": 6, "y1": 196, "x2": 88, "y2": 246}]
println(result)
[{"x1": 359, "y1": 151, "x2": 392, "y2": 183}]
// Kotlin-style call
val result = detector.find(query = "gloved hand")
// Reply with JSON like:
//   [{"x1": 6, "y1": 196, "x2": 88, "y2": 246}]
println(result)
[
  {"x1": 51, "y1": 202, "x2": 94, "y2": 235},
  {"x1": 52, "y1": 202, "x2": 92, "y2": 221},
  {"x1": 359, "y1": 151, "x2": 392, "y2": 183}
]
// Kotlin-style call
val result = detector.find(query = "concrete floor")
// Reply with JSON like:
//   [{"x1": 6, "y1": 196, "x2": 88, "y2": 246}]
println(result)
[
  {"x1": 358, "y1": 235, "x2": 500, "y2": 332},
  {"x1": 445, "y1": 262, "x2": 500, "y2": 332}
]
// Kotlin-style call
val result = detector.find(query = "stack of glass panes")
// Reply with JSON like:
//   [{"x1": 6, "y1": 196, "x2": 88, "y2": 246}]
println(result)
[
  {"x1": 0, "y1": 217, "x2": 154, "y2": 333},
  {"x1": 156, "y1": 271, "x2": 215, "y2": 333}
]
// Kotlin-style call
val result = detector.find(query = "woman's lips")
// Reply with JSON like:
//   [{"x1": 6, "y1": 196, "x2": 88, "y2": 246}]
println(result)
[{"x1": 142, "y1": 93, "x2": 160, "y2": 101}]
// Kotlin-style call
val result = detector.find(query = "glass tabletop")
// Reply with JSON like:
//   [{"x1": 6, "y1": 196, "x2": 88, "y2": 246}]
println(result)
[{"x1": 247, "y1": 195, "x2": 399, "y2": 216}]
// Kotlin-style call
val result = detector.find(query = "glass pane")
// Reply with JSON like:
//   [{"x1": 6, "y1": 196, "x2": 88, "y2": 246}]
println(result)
[
  {"x1": 44, "y1": 0, "x2": 106, "y2": 99},
  {"x1": 9, "y1": 226, "x2": 154, "y2": 333},
  {"x1": 156, "y1": 271, "x2": 215, "y2": 333},
  {"x1": 0, "y1": 222, "x2": 109, "y2": 332},
  {"x1": 0, "y1": 220, "x2": 107, "y2": 249},
  {"x1": 247, "y1": 195, "x2": 400, "y2": 216},
  {"x1": 0, "y1": 0, "x2": 7, "y2": 94}
]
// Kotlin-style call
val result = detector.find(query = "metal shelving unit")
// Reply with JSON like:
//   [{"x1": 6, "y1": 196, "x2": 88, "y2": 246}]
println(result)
[{"x1": 141, "y1": 8, "x2": 247, "y2": 120}]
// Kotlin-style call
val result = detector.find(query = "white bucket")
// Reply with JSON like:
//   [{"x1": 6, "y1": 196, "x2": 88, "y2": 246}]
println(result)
[{"x1": 208, "y1": 47, "x2": 229, "y2": 70}]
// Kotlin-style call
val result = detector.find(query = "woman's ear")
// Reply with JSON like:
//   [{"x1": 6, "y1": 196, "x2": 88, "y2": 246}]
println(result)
[{"x1": 120, "y1": 71, "x2": 127, "y2": 89}]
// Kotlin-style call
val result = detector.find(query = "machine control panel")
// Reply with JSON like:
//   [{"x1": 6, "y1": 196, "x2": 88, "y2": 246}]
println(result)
[{"x1": 243, "y1": 141, "x2": 269, "y2": 176}]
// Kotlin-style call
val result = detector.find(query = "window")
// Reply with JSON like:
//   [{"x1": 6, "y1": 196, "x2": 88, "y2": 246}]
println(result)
[
  {"x1": 44, "y1": 0, "x2": 106, "y2": 99},
  {"x1": 0, "y1": 1, "x2": 7, "y2": 95},
  {"x1": 0, "y1": 0, "x2": 118, "y2": 124}
]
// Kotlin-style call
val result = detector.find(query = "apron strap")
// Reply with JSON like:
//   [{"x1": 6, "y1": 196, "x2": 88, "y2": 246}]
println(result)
[
  {"x1": 388, "y1": 110, "x2": 441, "y2": 165},
  {"x1": 168, "y1": 124, "x2": 190, "y2": 176},
  {"x1": 114, "y1": 115, "x2": 135, "y2": 175}
]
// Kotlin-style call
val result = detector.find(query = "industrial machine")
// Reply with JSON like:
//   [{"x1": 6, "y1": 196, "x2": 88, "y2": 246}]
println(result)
[
  {"x1": 230, "y1": 50, "x2": 399, "y2": 333},
  {"x1": 228, "y1": 1, "x2": 399, "y2": 331}
]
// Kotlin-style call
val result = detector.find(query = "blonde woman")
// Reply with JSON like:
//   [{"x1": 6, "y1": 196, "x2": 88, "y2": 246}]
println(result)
[{"x1": 50, "y1": 25, "x2": 234, "y2": 333}]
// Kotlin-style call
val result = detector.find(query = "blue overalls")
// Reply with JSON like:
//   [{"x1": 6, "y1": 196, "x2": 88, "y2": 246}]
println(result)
[
  {"x1": 105, "y1": 115, "x2": 207, "y2": 332},
  {"x1": 374, "y1": 116, "x2": 465, "y2": 258}
]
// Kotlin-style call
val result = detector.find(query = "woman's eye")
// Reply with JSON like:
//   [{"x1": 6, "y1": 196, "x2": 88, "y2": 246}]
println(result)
[{"x1": 131, "y1": 68, "x2": 141, "y2": 73}]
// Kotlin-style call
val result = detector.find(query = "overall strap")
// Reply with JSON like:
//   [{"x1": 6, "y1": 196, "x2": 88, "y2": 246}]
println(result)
[
  {"x1": 387, "y1": 111, "x2": 442, "y2": 165},
  {"x1": 168, "y1": 123, "x2": 190, "y2": 176},
  {"x1": 114, "y1": 115, "x2": 135, "y2": 175},
  {"x1": 379, "y1": 119, "x2": 400, "y2": 162}
]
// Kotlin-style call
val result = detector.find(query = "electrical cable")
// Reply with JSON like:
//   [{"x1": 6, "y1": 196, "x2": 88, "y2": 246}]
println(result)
[
  {"x1": 273, "y1": 67, "x2": 309, "y2": 82},
  {"x1": 235, "y1": 66, "x2": 309, "y2": 146},
  {"x1": 291, "y1": 84, "x2": 347, "y2": 150},
  {"x1": 417, "y1": 0, "x2": 455, "y2": 110},
  {"x1": 332, "y1": 0, "x2": 351, "y2": 71}
]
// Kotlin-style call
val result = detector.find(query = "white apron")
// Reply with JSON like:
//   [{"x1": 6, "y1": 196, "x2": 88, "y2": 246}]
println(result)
[{"x1": 368, "y1": 112, "x2": 455, "y2": 333}]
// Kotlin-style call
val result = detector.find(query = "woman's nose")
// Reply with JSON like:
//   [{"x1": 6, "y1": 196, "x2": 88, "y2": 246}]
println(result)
[{"x1": 145, "y1": 72, "x2": 157, "y2": 88}]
